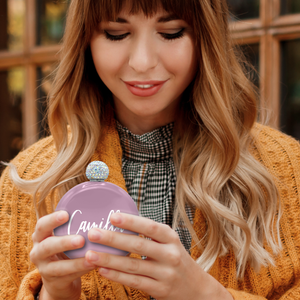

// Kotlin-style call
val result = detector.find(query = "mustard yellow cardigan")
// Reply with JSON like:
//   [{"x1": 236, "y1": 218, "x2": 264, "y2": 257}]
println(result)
[{"x1": 1, "y1": 119, "x2": 300, "y2": 300}]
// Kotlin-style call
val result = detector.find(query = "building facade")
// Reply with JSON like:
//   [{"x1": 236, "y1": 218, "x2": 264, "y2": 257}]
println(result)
[{"x1": 0, "y1": 0, "x2": 300, "y2": 166}]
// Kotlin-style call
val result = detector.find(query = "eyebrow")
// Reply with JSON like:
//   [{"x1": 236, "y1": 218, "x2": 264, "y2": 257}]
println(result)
[{"x1": 110, "y1": 14, "x2": 180, "y2": 24}]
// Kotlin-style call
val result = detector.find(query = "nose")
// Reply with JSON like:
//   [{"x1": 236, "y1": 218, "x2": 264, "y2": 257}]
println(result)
[{"x1": 128, "y1": 34, "x2": 158, "y2": 73}]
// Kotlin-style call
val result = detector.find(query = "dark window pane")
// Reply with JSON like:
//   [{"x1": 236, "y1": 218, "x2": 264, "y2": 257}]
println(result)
[
  {"x1": 239, "y1": 43, "x2": 260, "y2": 88},
  {"x1": 0, "y1": 0, "x2": 25, "y2": 51},
  {"x1": 281, "y1": 0, "x2": 300, "y2": 15},
  {"x1": 0, "y1": 67, "x2": 24, "y2": 171},
  {"x1": 237, "y1": 43, "x2": 260, "y2": 120},
  {"x1": 37, "y1": 64, "x2": 57, "y2": 138},
  {"x1": 281, "y1": 39, "x2": 300, "y2": 141},
  {"x1": 227, "y1": 0, "x2": 260, "y2": 21},
  {"x1": 36, "y1": 0, "x2": 69, "y2": 46}
]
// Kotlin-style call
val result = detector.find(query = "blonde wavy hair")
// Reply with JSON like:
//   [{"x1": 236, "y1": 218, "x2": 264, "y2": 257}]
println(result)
[{"x1": 9, "y1": 0, "x2": 281, "y2": 278}]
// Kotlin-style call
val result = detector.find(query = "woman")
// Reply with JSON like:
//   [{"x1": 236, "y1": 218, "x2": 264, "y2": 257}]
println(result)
[{"x1": 1, "y1": 0, "x2": 300, "y2": 299}]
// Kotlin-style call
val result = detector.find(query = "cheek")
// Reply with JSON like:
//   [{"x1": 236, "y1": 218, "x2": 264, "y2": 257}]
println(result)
[
  {"x1": 90, "y1": 40, "x2": 125, "y2": 82},
  {"x1": 161, "y1": 40, "x2": 197, "y2": 81}
]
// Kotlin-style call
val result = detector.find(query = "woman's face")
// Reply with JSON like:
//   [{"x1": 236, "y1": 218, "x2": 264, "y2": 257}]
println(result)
[{"x1": 90, "y1": 6, "x2": 197, "y2": 134}]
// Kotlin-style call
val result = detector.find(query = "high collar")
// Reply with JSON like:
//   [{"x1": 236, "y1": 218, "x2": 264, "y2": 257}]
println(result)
[{"x1": 116, "y1": 120, "x2": 174, "y2": 163}]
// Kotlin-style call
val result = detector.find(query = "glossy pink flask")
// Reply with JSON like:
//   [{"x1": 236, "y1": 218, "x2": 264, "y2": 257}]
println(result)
[{"x1": 54, "y1": 161, "x2": 139, "y2": 259}]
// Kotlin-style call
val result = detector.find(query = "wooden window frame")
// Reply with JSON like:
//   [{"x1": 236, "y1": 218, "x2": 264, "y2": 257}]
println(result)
[
  {"x1": 231, "y1": 0, "x2": 300, "y2": 129},
  {"x1": 1, "y1": 0, "x2": 300, "y2": 147},
  {"x1": 0, "y1": 0, "x2": 59, "y2": 147}
]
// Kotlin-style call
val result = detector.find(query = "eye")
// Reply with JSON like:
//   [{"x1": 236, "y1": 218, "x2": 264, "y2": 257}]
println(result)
[
  {"x1": 104, "y1": 31, "x2": 129, "y2": 41},
  {"x1": 103, "y1": 28, "x2": 186, "y2": 42},
  {"x1": 159, "y1": 28, "x2": 185, "y2": 41}
]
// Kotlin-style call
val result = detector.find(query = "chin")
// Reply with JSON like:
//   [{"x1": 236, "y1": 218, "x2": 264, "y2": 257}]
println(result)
[{"x1": 132, "y1": 111, "x2": 159, "y2": 118}]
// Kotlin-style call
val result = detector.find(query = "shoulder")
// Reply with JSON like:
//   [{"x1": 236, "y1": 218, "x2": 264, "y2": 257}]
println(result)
[
  {"x1": 6, "y1": 135, "x2": 57, "y2": 180},
  {"x1": 250, "y1": 123, "x2": 300, "y2": 169},
  {"x1": 252, "y1": 122, "x2": 300, "y2": 149},
  {"x1": 0, "y1": 136, "x2": 57, "y2": 292},
  {"x1": 250, "y1": 123, "x2": 300, "y2": 207}
]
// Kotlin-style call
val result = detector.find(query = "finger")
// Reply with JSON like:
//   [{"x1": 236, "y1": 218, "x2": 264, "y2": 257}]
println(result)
[
  {"x1": 86, "y1": 251, "x2": 162, "y2": 279},
  {"x1": 98, "y1": 267, "x2": 162, "y2": 297},
  {"x1": 110, "y1": 213, "x2": 179, "y2": 244},
  {"x1": 31, "y1": 235, "x2": 85, "y2": 262},
  {"x1": 32, "y1": 211, "x2": 69, "y2": 243},
  {"x1": 88, "y1": 228, "x2": 160, "y2": 258},
  {"x1": 59, "y1": 268, "x2": 95, "y2": 284},
  {"x1": 41, "y1": 257, "x2": 96, "y2": 280}
]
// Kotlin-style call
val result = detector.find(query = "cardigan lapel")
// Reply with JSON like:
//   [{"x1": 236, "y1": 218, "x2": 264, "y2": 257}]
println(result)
[{"x1": 91, "y1": 114, "x2": 128, "y2": 193}]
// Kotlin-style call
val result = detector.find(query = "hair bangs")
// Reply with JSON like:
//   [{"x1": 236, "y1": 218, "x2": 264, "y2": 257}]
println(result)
[{"x1": 87, "y1": 0, "x2": 198, "y2": 28}]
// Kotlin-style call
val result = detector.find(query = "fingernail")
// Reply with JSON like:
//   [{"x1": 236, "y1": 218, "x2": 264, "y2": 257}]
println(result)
[
  {"x1": 57, "y1": 211, "x2": 67, "y2": 222},
  {"x1": 71, "y1": 236, "x2": 82, "y2": 247},
  {"x1": 90, "y1": 230, "x2": 101, "y2": 241},
  {"x1": 111, "y1": 213, "x2": 122, "y2": 224},
  {"x1": 99, "y1": 267, "x2": 109, "y2": 274},
  {"x1": 88, "y1": 252, "x2": 98, "y2": 262}
]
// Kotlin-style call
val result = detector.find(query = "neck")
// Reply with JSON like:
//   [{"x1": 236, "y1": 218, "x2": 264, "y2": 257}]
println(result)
[
  {"x1": 113, "y1": 99, "x2": 180, "y2": 135},
  {"x1": 116, "y1": 115, "x2": 174, "y2": 135}
]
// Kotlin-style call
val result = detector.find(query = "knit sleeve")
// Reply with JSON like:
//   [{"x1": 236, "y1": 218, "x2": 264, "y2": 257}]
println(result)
[
  {"x1": 225, "y1": 130, "x2": 300, "y2": 299},
  {"x1": 16, "y1": 269, "x2": 90, "y2": 300},
  {"x1": 227, "y1": 289, "x2": 266, "y2": 299},
  {"x1": 0, "y1": 136, "x2": 57, "y2": 300},
  {"x1": 227, "y1": 285, "x2": 300, "y2": 299},
  {"x1": 0, "y1": 149, "x2": 99, "y2": 300}
]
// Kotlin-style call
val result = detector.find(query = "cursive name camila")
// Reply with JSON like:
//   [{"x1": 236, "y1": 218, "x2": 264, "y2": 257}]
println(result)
[{"x1": 68, "y1": 209, "x2": 124, "y2": 235}]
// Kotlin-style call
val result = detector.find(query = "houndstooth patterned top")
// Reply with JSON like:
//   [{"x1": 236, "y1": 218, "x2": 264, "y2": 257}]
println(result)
[{"x1": 116, "y1": 120, "x2": 194, "y2": 252}]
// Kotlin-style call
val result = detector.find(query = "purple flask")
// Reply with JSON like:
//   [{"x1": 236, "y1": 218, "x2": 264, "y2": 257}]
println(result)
[{"x1": 54, "y1": 161, "x2": 139, "y2": 259}]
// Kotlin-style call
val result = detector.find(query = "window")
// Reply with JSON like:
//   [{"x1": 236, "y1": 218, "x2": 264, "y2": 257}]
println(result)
[
  {"x1": 239, "y1": 43, "x2": 260, "y2": 89},
  {"x1": 281, "y1": 0, "x2": 300, "y2": 15},
  {"x1": 227, "y1": 0, "x2": 260, "y2": 21},
  {"x1": 229, "y1": 0, "x2": 300, "y2": 133},
  {"x1": 0, "y1": 0, "x2": 68, "y2": 166},
  {"x1": 280, "y1": 39, "x2": 300, "y2": 139},
  {"x1": 0, "y1": 67, "x2": 24, "y2": 163},
  {"x1": 36, "y1": 0, "x2": 68, "y2": 46}
]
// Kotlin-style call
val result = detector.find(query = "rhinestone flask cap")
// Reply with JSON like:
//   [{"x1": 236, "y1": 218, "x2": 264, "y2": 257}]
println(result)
[
  {"x1": 86, "y1": 161, "x2": 109, "y2": 181},
  {"x1": 53, "y1": 160, "x2": 139, "y2": 259}
]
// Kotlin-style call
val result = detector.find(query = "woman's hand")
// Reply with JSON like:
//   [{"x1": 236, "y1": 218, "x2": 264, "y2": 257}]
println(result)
[
  {"x1": 30, "y1": 211, "x2": 96, "y2": 300},
  {"x1": 85, "y1": 213, "x2": 233, "y2": 300}
]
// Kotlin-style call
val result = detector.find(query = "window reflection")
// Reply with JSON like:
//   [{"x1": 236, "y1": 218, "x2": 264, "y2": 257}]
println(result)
[
  {"x1": 239, "y1": 43, "x2": 260, "y2": 88},
  {"x1": 236, "y1": 43, "x2": 260, "y2": 120},
  {"x1": 36, "y1": 0, "x2": 69, "y2": 46},
  {"x1": 281, "y1": 39, "x2": 300, "y2": 140},
  {"x1": 281, "y1": 0, "x2": 300, "y2": 15},
  {"x1": 0, "y1": 0, "x2": 25, "y2": 51},
  {"x1": 227, "y1": 0, "x2": 260, "y2": 21},
  {"x1": 0, "y1": 67, "x2": 24, "y2": 168}
]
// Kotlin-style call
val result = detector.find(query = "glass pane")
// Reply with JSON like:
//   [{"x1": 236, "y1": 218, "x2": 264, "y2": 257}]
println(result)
[
  {"x1": 281, "y1": 0, "x2": 300, "y2": 15},
  {"x1": 0, "y1": 0, "x2": 25, "y2": 51},
  {"x1": 239, "y1": 43, "x2": 260, "y2": 88},
  {"x1": 0, "y1": 67, "x2": 24, "y2": 170},
  {"x1": 227, "y1": 0, "x2": 260, "y2": 21},
  {"x1": 37, "y1": 63, "x2": 57, "y2": 138},
  {"x1": 281, "y1": 39, "x2": 300, "y2": 141},
  {"x1": 36, "y1": 0, "x2": 69, "y2": 46}
]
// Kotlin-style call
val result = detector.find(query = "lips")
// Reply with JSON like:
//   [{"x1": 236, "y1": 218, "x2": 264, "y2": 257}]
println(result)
[
  {"x1": 124, "y1": 80, "x2": 168, "y2": 85},
  {"x1": 123, "y1": 80, "x2": 168, "y2": 97}
]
